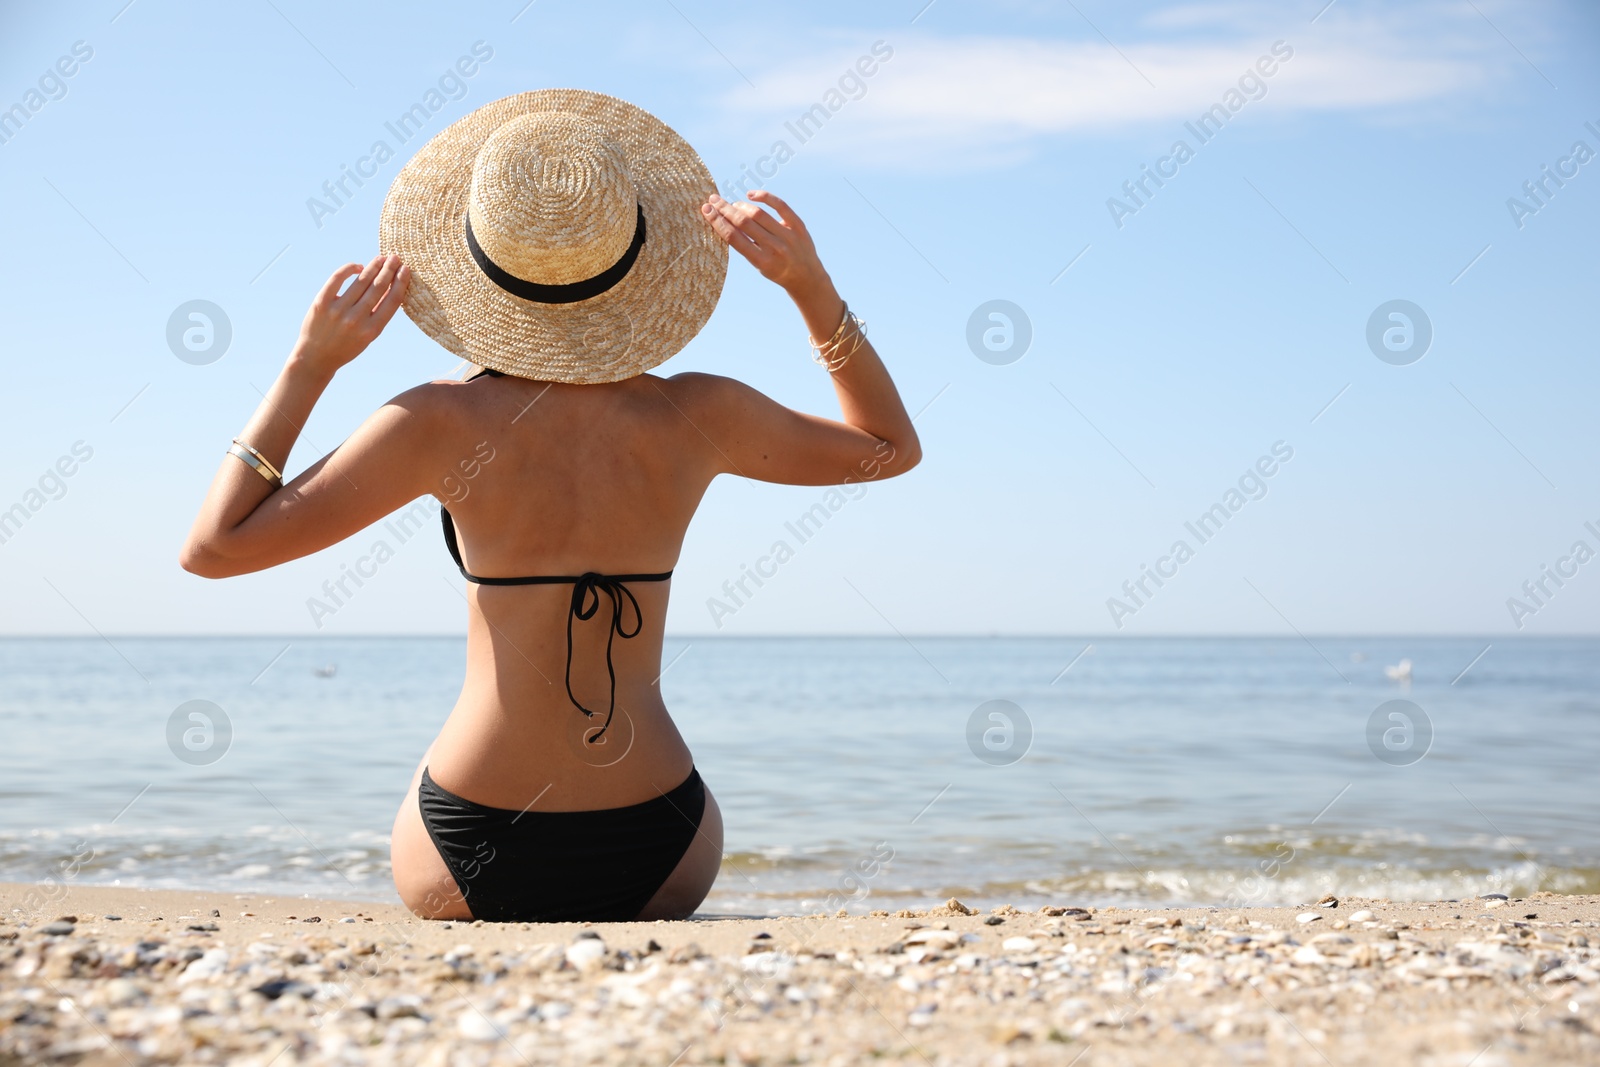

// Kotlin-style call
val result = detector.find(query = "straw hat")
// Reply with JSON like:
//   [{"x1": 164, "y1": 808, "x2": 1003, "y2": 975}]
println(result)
[{"x1": 378, "y1": 89, "x2": 727, "y2": 384}]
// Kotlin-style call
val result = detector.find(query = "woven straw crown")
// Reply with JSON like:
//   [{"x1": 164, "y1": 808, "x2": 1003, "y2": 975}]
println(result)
[
  {"x1": 379, "y1": 89, "x2": 727, "y2": 385},
  {"x1": 470, "y1": 113, "x2": 636, "y2": 286}
]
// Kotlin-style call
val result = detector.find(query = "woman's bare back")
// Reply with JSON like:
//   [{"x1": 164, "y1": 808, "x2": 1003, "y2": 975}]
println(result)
[{"x1": 422, "y1": 370, "x2": 720, "y2": 815}]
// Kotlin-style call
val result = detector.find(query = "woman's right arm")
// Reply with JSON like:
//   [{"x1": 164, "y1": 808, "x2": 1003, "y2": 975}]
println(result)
[{"x1": 667, "y1": 190, "x2": 921, "y2": 487}]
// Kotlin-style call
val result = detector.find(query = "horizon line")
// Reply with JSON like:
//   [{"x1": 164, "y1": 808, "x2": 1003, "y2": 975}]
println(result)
[{"x1": 0, "y1": 632, "x2": 1593, "y2": 640}]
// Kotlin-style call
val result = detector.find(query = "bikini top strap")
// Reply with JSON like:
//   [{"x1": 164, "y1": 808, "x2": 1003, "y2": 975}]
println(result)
[
  {"x1": 440, "y1": 506, "x2": 671, "y2": 587},
  {"x1": 440, "y1": 505, "x2": 470, "y2": 577}
]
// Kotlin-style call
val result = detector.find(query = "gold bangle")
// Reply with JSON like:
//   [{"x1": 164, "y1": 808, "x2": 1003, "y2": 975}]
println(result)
[
  {"x1": 809, "y1": 301, "x2": 852, "y2": 352},
  {"x1": 810, "y1": 307, "x2": 866, "y2": 372},
  {"x1": 231, "y1": 438, "x2": 283, "y2": 482},
  {"x1": 227, "y1": 443, "x2": 282, "y2": 486}
]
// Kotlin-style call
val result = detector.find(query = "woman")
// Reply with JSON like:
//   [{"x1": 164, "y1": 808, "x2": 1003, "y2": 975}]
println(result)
[{"x1": 180, "y1": 90, "x2": 920, "y2": 922}]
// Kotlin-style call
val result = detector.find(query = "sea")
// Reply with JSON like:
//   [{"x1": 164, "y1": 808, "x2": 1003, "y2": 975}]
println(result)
[{"x1": 2, "y1": 636, "x2": 1596, "y2": 916}]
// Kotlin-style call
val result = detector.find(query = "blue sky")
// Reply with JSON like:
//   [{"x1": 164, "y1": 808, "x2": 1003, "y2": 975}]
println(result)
[{"x1": 0, "y1": 0, "x2": 1596, "y2": 636}]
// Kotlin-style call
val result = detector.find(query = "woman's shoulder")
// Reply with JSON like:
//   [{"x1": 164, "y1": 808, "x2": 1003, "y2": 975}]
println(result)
[
  {"x1": 381, "y1": 376, "x2": 475, "y2": 413},
  {"x1": 396, "y1": 369, "x2": 535, "y2": 412},
  {"x1": 378, "y1": 370, "x2": 777, "y2": 438},
  {"x1": 653, "y1": 370, "x2": 767, "y2": 411},
  {"x1": 654, "y1": 370, "x2": 796, "y2": 432},
  {"x1": 353, "y1": 377, "x2": 487, "y2": 449}
]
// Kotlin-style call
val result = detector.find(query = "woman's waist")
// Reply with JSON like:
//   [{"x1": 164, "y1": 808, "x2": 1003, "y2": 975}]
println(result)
[
  {"x1": 428, "y1": 689, "x2": 692, "y2": 811},
  {"x1": 463, "y1": 605, "x2": 668, "y2": 683}
]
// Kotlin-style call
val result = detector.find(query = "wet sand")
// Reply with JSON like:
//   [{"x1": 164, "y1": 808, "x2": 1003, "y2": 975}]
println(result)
[{"x1": 2, "y1": 883, "x2": 1598, "y2": 1065}]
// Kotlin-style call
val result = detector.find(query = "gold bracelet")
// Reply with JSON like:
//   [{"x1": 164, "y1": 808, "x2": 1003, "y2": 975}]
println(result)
[
  {"x1": 810, "y1": 307, "x2": 866, "y2": 372},
  {"x1": 810, "y1": 301, "x2": 852, "y2": 352},
  {"x1": 231, "y1": 438, "x2": 283, "y2": 482},
  {"x1": 227, "y1": 443, "x2": 282, "y2": 486}
]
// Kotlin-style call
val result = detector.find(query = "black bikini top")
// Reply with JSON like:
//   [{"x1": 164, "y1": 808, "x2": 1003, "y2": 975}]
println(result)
[{"x1": 440, "y1": 507, "x2": 671, "y2": 744}]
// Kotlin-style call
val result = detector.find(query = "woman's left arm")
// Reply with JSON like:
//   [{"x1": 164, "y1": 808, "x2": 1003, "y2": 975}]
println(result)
[{"x1": 180, "y1": 254, "x2": 439, "y2": 578}]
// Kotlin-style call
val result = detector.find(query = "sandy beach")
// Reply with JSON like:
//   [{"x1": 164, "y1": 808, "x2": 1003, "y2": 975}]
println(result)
[{"x1": 2, "y1": 884, "x2": 1596, "y2": 1065}]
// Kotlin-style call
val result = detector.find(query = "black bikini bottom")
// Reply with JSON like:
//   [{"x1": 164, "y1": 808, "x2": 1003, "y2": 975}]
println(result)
[{"x1": 416, "y1": 766, "x2": 706, "y2": 923}]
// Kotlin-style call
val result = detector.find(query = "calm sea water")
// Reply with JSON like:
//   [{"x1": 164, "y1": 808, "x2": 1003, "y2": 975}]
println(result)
[{"x1": 2, "y1": 636, "x2": 1596, "y2": 916}]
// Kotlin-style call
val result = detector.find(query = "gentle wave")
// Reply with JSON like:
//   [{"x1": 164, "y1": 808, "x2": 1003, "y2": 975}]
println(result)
[
  {"x1": 8, "y1": 829, "x2": 1598, "y2": 914},
  {"x1": 3, "y1": 636, "x2": 1597, "y2": 914}
]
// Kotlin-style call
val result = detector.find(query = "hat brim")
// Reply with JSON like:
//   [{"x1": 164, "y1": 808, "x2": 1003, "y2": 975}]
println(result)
[{"x1": 378, "y1": 89, "x2": 727, "y2": 385}]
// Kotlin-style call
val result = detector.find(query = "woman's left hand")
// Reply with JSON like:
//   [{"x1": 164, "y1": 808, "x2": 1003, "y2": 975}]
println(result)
[{"x1": 292, "y1": 254, "x2": 410, "y2": 377}]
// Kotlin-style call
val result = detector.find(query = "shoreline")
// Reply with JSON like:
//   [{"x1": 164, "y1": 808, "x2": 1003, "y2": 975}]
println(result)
[{"x1": 3, "y1": 884, "x2": 1598, "y2": 1065}]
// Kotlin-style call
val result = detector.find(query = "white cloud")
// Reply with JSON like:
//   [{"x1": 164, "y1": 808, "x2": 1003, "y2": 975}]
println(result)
[{"x1": 714, "y1": 4, "x2": 1529, "y2": 168}]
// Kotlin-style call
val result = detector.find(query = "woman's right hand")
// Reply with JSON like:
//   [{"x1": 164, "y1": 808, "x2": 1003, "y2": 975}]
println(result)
[
  {"x1": 702, "y1": 190, "x2": 831, "y2": 297},
  {"x1": 291, "y1": 254, "x2": 410, "y2": 379}
]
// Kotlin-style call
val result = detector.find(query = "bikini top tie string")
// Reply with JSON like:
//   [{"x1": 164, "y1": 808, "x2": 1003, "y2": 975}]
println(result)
[
  {"x1": 440, "y1": 507, "x2": 671, "y2": 745},
  {"x1": 565, "y1": 573, "x2": 647, "y2": 742}
]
